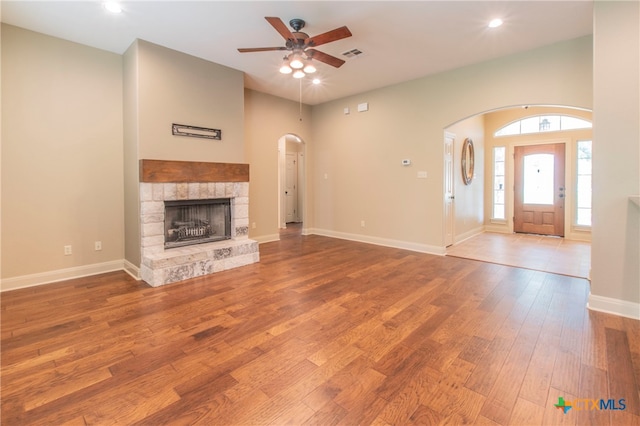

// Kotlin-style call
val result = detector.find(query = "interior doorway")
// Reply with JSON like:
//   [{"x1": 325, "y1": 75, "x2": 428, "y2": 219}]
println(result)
[
  {"x1": 514, "y1": 143, "x2": 565, "y2": 237},
  {"x1": 278, "y1": 134, "x2": 305, "y2": 231}
]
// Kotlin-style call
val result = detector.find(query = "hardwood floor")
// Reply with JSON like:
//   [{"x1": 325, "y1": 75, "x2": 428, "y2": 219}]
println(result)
[{"x1": 2, "y1": 234, "x2": 639, "y2": 425}]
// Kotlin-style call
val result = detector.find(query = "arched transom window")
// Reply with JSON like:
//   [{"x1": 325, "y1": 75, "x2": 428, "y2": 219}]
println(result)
[{"x1": 495, "y1": 115, "x2": 592, "y2": 137}]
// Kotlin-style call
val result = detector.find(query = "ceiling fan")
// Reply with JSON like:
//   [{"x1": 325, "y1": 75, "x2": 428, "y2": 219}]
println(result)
[{"x1": 238, "y1": 17, "x2": 353, "y2": 74}]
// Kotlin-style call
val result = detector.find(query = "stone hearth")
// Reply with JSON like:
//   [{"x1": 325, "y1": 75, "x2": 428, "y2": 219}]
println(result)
[{"x1": 138, "y1": 160, "x2": 258, "y2": 287}]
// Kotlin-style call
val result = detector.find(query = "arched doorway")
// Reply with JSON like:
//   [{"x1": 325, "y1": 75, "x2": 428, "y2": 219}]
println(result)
[
  {"x1": 278, "y1": 134, "x2": 306, "y2": 231},
  {"x1": 444, "y1": 105, "x2": 592, "y2": 278}
]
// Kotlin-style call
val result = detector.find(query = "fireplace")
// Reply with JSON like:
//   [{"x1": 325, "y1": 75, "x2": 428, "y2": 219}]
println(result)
[
  {"x1": 164, "y1": 198, "x2": 231, "y2": 249},
  {"x1": 139, "y1": 160, "x2": 259, "y2": 287}
]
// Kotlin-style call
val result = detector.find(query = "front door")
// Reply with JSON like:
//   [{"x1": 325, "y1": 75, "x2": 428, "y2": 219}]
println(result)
[{"x1": 514, "y1": 143, "x2": 565, "y2": 236}]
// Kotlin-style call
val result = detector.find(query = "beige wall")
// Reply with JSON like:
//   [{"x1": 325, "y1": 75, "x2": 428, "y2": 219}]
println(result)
[
  {"x1": 310, "y1": 36, "x2": 592, "y2": 253},
  {"x1": 135, "y1": 40, "x2": 245, "y2": 162},
  {"x1": 1, "y1": 24, "x2": 123, "y2": 286},
  {"x1": 244, "y1": 89, "x2": 312, "y2": 242},
  {"x1": 122, "y1": 40, "x2": 246, "y2": 271},
  {"x1": 123, "y1": 41, "x2": 141, "y2": 270},
  {"x1": 483, "y1": 106, "x2": 593, "y2": 242},
  {"x1": 286, "y1": 138, "x2": 304, "y2": 153},
  {"x1": 590, "y1": 1, "x2": 640, "y2": 314},
  {"x1": 446, "y1": 115, "x2": 485, "y2": 242}
]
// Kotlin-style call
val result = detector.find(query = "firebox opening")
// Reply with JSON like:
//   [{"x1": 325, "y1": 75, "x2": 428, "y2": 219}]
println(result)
[{"x1": 164, "y1": 198, "x2": 231, "y2": 249}]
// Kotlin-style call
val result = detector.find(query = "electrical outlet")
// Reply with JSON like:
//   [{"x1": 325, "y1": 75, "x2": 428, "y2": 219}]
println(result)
[
  {"x1": 95, "y1": 241, "x2": 102, "y2": 251},
  {"x1": 64, "y1": 245, "x2": 72, "y2": 255},
  {"x1": 252, "y1": 222, "x2": 256, "y2": 229},
  {"x1": 360, "y1": 220, "x2": 366, "y2": 227}
]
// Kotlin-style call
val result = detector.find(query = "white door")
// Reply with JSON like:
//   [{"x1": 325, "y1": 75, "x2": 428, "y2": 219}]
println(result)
[
  {"x1": 444, "y1": 133, "x2": 455, "y2": 247},
  {"x1": 285, "y1": 153, "x2": 298, "y2": 223}
]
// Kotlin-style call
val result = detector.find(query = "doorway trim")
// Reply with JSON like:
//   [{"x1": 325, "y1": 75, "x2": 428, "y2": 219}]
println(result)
[
  {"x1": 506, "y1": 138, "x2": 571, "y2": 236},
  {"x1": 443, "y1": 132, "x2": 455, "y2": 247},
  {"x1": 278, "y1": 133, "x2": 306, "y2": 232}
]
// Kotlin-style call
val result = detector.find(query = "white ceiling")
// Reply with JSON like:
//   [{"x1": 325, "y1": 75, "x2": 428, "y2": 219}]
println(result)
[{"x1": 1, "y1": 1, "x2": 593, "y2": 105}]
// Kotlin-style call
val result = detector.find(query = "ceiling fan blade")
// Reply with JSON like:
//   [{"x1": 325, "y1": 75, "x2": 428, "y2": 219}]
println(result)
[
  {"x1": 306, "y1": 49, "x2": 346, "y2": 68},
  {"x1": 238, "y1": 47, "x2": 288, "y2": 53},
  {"x1": 306, "y1": 26, "x2": 352, "y2": 47},
  {"x1": 265, "y1": 16, "x2": 298, "y2": 42}
]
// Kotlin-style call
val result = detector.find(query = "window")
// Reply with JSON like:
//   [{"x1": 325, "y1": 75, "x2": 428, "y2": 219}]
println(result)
[
  {"x1": 523, "y1": 154, "x2": 555, "y2": 205},
  {"x1": 495, "y1": 115, "x2": 592, "y2": 137},
  {"x1": 493, "y1": 147, "x2": 506, "y2": 219},
  {"x1": 576, "y1": 140, "x2": 592, "y2": 226}
]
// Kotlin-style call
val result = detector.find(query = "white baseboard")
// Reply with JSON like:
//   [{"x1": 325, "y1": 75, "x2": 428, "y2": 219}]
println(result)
[
  {"x1": 483, "y1": 224, "x2": 512, "y2": 234},
  {"x1": 253, "y1": 233, "x2": 281, "y2": 244},
  {"x1": 307, "y1": 228, "x2": 446, "y2": 255},
  {"x1": 0, "y1": 260, "x2": 126, "y2": 292},
  {"x1": 454, "y1": 226, "x2": 485, "y2": 245},
  {"x1": 564, "y1": 231, "x2": 592, "y2": 243},
  {"x1": 123, "y1": 259, "x2": 141, "y2": 280},
  {"x1": 587, "y1": 293, "x2": 640, "y2": 320}
]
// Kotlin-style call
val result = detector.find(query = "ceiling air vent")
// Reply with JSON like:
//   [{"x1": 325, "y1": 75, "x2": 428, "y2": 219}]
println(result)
[{"x1": 342, "y1": 48, "x2": 364, "y2": 58}]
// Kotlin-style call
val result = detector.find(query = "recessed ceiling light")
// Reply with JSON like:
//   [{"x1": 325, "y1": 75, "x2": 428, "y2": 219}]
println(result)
[
  {"x1": 103, "y1": 2, "x2": 123, "y2": 13},
  {"x1": 312, "y1": 78, "x2": 321, "y2": 85},
  {"x1": 488, "y1": 18, "x2": 503, "y2": 28}
]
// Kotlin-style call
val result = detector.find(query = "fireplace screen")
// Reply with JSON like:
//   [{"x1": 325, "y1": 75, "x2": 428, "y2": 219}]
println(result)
[{"x1": 164, "y1": 198, "x2": 231, "y2": 249}]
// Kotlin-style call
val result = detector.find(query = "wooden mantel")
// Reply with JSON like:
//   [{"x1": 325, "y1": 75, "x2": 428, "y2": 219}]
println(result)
[{"x1": 140, "y1": 159, "x2": 249, "y2": 183}]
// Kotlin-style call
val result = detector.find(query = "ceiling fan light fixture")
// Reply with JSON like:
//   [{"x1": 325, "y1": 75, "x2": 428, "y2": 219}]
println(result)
[
  {"x1": 289, "y1": 54, "x2": 305, "y2": 69},
  {"x1": 303, "y1": 61, "x2": 316, "y2": 74},
  {"x1": 279, "y1": 60, "x2": 293, "y2": 74},
  {"x1": 292, "y1": 69, "x2": 306, "y2": 79}
]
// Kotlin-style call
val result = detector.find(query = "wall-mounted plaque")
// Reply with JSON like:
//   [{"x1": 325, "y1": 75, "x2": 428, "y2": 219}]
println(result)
[{"x1": 172, "y1": 123, "x2": 221, "y2": 140}]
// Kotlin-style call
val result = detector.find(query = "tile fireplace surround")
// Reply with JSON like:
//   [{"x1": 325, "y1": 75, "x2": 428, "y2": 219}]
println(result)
[{"x1": 139, "y1": 160, "x2": 259, "y2": 287}]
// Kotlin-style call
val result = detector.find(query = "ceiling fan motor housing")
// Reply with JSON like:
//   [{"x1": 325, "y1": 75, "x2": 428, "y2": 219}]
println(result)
[
  {"x1": 289, "y1": 18, "x2": 305, "y2": 31},
  {"x1": 288, "y1": 19, "x2": 309, "y2": 47}
]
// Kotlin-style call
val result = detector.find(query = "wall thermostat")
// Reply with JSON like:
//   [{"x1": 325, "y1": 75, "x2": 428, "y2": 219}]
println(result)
[{"x1": 402, "y1": 159, "x2": 411, "y2": 166}]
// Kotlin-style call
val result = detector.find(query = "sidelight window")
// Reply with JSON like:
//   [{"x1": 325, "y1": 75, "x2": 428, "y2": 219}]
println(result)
[
  {"x1": 576, "y1": 140, "x2": 592, "y2": 226},
  {"x1": 493, "y1": 147, "x2": 506, "y2": 219}
]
